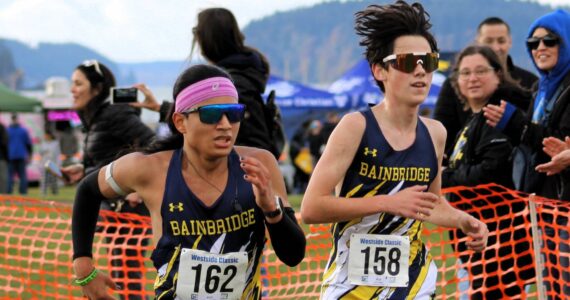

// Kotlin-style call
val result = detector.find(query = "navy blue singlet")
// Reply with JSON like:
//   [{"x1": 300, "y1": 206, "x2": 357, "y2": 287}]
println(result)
[
  {"x1": 151, "y1": 149, "x2": 266, "y2": 299},
  {"x1": 321, "y1": 109, "x2": 439, "y2": 299}
]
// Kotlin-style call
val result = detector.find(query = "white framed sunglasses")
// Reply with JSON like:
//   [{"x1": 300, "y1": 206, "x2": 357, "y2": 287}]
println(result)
[{"x1": 82, "y1": 60, "x2": 103, "y2": 77}]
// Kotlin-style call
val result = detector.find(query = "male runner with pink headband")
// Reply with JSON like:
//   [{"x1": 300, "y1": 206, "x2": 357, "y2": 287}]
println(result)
[{"x1": 174, "y1": 77, "x2": 239, "y2": 113}]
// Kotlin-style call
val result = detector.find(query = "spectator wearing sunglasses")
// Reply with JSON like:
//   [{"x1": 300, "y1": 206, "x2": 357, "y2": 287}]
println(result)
[
  {"x1": 444, "y1": 45, "x2": 534, "y2": 299},
  {"x1": 301, "y1": 2, "x2": 488, "y2": 299},
  {"x1": 64, "y1": 60, "x2": 155, "y2": 297},
  {"x1": 434, "y1": 17, "x2": 538, "y2": 160},
  {"x1": 132, "y1": 8, "x2": 280, "y2": 159},
  {"x1": 484, "y1": 9, "x2": 570, "y2": 201},
  {"x1": 484, "y1": 11, "x2": 570, "y2": 297},
  {"x1": 71, "y1": 64, "x2": 305, "y2": 299}
]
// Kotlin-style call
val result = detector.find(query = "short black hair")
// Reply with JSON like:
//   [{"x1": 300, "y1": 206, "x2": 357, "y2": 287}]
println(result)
[
  {"x1": 355, "y1": 1, "x2": 438, "y2": 92},
  {"x1": 477, "y1": 17, "x2": 511, "y2": 35}
]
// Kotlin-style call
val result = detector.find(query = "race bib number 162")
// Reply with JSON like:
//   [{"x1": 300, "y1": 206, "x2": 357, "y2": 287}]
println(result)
[
  {"x1": 176, "y1": 249, "x2": 248, "y2": 300},
  {"x1": 348, "y1": 234, "x2": 410, "y2": 287}
]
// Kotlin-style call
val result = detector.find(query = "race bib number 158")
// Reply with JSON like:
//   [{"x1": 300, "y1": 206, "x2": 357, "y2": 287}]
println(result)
[{"x1": 348, "y1": 234, "x2": 410, "y2": 287}]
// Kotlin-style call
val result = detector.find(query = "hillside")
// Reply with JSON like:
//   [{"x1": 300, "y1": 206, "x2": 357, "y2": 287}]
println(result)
[
  {"x1": 0, "y1": 39, "x2": 120, "y2": 89},
  {"x1": 2, "y1": 0, "x2": 568, "y2": 88},
  {"x1": 245, "y1": 0, "x2": 561, "y2": 83}
]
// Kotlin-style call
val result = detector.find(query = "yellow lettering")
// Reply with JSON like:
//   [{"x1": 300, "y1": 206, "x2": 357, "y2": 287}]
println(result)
[
  {"x1": 409, "y1": 168, "x2": 417, "y2": 181},
  {"x1": 424, "y1": 168, "x2": 430, "y2": 182},
  {"x1": 197, "y1": 221, "x2": 207, "y2": 235},
  {"x1": 383, "y1": 167, "x2": 392, "y2": 181},
  {"x1": 248, "y1": 209, "x2": 255, "y2": 226},
  {"x1": 368, "y1": 165, "x2": 377, "y2": 179},
  {"x1": 241, "y1": 212, "x2": 249, "y2": 227},
  {"x1": 190, "y1": 220, "x2": 196, "y2": 235},
  {"x1": 206, "y1": 220, "x2": 216, "y2": 235},
  {"x1": 399, "y1": 168, "x2": 405, "y2": 181},
  {"x1": 225, "y1": 216, "x2": 233, "y2": 233},
  {"x1": 231, "y1": 214, "x2": 242, "y2": 231},
  {"x1": 392, "y1": 168, "x2": 399, "y2": 180},
  {"x1": 418, "y1": 168, "x2": 424, "y2": 182},
  {"x1": 180, "y1": 221, "x2": 189, "y2": 236},
  {"x1": 359, "y1": 162, "x2": 369, "y2": 176},
  {"x1": 170, "y1": 221, "x2": 180, "y2": 236},
  {"x1": 216, "y1": 219, "x2": 226, "y2": 234}
]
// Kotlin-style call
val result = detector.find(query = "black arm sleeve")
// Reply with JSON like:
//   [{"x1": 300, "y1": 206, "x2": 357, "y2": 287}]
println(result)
[
  {"x1": 72, "y1": 170, "x2": 105, "y2": 260},
  {"x1": 266, "y1": 207, "x2": 306, "y2": 267}
]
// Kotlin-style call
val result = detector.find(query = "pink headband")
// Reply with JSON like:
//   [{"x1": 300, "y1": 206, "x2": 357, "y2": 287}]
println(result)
[{"x1": 174, "y1": 77, "x2": 238, "y2": 113}]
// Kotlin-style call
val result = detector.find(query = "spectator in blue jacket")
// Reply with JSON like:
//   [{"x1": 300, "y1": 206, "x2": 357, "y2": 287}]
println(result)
[
  {"x1": 7, "y1": 113, "x2": 32, "y2": 195},
  {"x1": 0, "y1": 121, "x2": 8, "y2": 194}
]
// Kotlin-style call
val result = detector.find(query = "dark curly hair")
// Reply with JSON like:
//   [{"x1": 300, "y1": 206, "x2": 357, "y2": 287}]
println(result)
[{"x1": 355, "y1": 1, "x2": 438, "y2": 92}]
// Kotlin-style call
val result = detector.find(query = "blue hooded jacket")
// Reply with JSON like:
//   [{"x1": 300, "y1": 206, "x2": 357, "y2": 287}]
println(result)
[
  {"x1": 527, "y1": 9, "x2": 570, "y2": 119},
  {"x1": 496, "y1": 9, "x2": 570, "y2": 129}
]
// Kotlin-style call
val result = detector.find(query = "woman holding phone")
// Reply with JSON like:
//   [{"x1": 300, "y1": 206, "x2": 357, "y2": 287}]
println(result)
[{"x1": 64, "y1": 60, "x2": 155, "y2": 297}]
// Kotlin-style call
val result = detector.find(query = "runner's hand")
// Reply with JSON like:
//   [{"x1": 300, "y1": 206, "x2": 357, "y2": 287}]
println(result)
[
  {"x1": 384, "y1": 185, "x2": 439, "y2": 221},
  {"x1": 239, "y1": 156, "x2": 277, "y2": 213},
  {"x1": 74, "y1": 257, "x2": 118, "y2": 300},
  {"x1": 458, "y1": 214, "x2": 488, "y2": 252},
  {"x1": 80, "y1": 271, "x2": 118, "y2": 300},
  {"x1": 125, "y1": 192, "x2": 144, "y2": 207}
]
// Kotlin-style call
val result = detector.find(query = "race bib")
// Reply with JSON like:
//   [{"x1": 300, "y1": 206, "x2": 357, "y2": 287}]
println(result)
[
  {"x1": 348, "y1": 234, "x2": 410, "y2": 287},
  {"x1": 176, "y1": 249, "x2": 248, "y2": 300}
]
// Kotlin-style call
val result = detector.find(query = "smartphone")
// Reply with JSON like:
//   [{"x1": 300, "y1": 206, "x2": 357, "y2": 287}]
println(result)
[
  {"x1": 110, "y1": 87, "x2": 138, "y2": 104},
  {"x1": 45, "y1": 160, "x2": 68, "y2": 181}
]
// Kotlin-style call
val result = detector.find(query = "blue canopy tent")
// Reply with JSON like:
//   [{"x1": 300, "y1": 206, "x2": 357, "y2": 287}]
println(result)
[
  {"x1": 264, "y1": 75, "x2": 349, "y2": 138},
  {"x1": 328, "y1": 59, "x2": 446, "y2": 113}
]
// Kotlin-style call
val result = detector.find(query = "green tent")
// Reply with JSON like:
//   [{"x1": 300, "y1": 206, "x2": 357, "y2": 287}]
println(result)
[{"x1": 0, "y1": 84, "x2": 42, "y2": 113}]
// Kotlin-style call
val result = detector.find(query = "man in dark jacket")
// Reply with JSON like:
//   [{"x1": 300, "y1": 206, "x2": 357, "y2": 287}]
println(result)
[{"x1": 434, "y1": 17, "x2": 538, "y2": 157}]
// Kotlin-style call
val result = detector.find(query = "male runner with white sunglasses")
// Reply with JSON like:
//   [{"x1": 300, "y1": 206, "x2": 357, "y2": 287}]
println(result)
[{"x1": 301, "y1": 1, "x2": 489, "y2": 299}]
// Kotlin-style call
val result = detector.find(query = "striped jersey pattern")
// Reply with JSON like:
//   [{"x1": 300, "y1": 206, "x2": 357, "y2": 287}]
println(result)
[
  {"x1": 321, "y1": 109, "x2": 439, "y2": 300},
  {"x1": 150, "y1": 149, "x2": 266, "y2": 299}
]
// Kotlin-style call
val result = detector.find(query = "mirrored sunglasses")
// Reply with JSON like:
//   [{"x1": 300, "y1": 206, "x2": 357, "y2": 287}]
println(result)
[
  {"x1": 82, "y1": 60, "x2": 104, "y2": 78},
  {"x1": 382, "y1": 52, "x2": 439, "y2": 73},
  {"x1": 182, "y1": 104, "x2": 246, "y2": 124},
  {"x1": 526, "y1": 36, "x2": 559, "y2": 50}
]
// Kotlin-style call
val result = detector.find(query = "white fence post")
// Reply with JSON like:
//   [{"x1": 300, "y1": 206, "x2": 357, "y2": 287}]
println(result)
[{"x1": 529, "y1": 194, "x2": 547, "y2": 300}]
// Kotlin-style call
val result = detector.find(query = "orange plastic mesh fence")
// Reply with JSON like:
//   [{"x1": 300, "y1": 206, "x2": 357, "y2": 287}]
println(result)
[{"x1": 0, "y1": 184, "x2": 568, "y2": 299}]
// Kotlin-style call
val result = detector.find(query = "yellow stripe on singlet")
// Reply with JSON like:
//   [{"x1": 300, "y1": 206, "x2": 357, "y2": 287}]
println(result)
[
  {"x1": 155, "y1": 244, "x2": 182, "y2": 299},
  {"x1": 154, "y1": 244, "x2": 181, "y2": 289},
  {"x1": 192, "y1": 235, "x2": 203, "y2": 249},
  {"x1": 407, "y1": 253, "x2": 433, "y2": 299},
  {"x1": 241, "y1": 257, "x2": 262, "y2": 300},
  {"x1": 346, "y1": 183, "x2": 364, "y2": 198},
  {"x1": 339, "y1": 286, "x2": 390, "y2": 299},
  {"x1": 364, "y1": 180, "x2": 387, "y2": 197}
]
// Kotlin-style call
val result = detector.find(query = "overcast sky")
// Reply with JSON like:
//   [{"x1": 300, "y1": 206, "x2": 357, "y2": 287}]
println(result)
[{"x1": 1, "y1": 0, "x2": 569, "y2": 63}]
